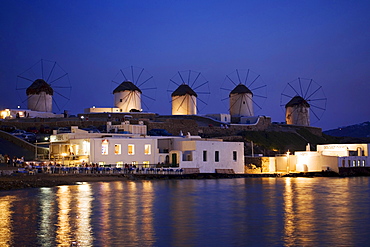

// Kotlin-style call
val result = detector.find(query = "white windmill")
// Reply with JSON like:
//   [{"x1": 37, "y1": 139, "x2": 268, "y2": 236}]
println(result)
[
  {"x1": 112, "y1": 66, "x2": 156, "y2": 112},
  {"x1": 168, "y1": 70, "x2": 210, "y2": 115},
  {"x1": 280, "y1": 78, "x2": 327, "y2": 126},
  {"x1": 220, "y1": 69, "x2": 267, "y2": 118},
  {"x1": 16, "y1": 59, "x2": 71, "y2": 113}
]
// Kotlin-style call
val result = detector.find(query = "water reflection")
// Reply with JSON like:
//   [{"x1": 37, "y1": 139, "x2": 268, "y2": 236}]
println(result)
[
  {"x1": 0, "y1": 177, "x2": 370, "y2": 246},
  {"x1": 0, "y1": 195, "x2": 16, "y2": 246}
]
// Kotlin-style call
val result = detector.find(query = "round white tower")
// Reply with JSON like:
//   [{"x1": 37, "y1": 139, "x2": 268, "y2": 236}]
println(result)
[
  {"x1": 171, "y1": 84, "x2": 197, "y2": 115},
  {"x1": 113, "y1": 81, "x2": 142, "y2": 112},
  {"x1": 229, "y1": 84, "x2": 254, "y2": 117},
  {"x1": 285, "y1": 96, "x2": 310, "y2": 126},
  {"x1": 26, "y1": 79, "x2": 53, "y2": 112}
]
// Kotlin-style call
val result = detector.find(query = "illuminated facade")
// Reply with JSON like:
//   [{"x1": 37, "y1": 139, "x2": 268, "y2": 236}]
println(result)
[
  {"x1": 229, "y1": 84, "x2": 254, "y2": 117},
  {"x1": 49, "y1": 126, "x2": 244, "y2": 173},
  {"x1": 171, "y1": 84, "x2": 197, "y2": 115}
]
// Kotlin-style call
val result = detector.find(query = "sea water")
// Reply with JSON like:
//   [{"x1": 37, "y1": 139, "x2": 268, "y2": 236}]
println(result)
[{"x1": 0, "y1": 177, "x2": 369, "y2": 246}]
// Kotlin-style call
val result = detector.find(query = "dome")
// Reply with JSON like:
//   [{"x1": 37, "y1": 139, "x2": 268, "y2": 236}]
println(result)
[
  {"x1": 229, "y1": 84, "x2": 253, "y2": 96},
  {"x1": 113, "y1": 81, "x2": 142, "y2": 94},
  {"x1": 285, "y1": 96, "x2": 310, "y2": 108},
  {"x1": 26, "y1": 79, "x2": 53, "y2": 95},
  {"x1": 171, "y1": 84, "x2": 197, "y2": 97}
]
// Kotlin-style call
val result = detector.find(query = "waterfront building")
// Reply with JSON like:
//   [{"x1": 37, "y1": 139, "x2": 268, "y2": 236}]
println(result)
[
  {"x1": 49, "y1": 126, "x2": 244, "y2": 173},
  {"x1": 248, "y1": 143, "x2": 370, "y2": 174}
]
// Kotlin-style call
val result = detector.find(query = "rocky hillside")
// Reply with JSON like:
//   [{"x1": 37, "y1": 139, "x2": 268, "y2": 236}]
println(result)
[{"x1": 324, "y1": 122, "x2": 370, "y2": 138}]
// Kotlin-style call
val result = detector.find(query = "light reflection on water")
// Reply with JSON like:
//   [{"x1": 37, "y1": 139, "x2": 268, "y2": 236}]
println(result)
[{"x1": 0, "y1": 177, "x2": 370, "y2": 246}]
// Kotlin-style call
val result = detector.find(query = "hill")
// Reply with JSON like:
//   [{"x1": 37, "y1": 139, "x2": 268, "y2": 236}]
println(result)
[{"x1": 324, "y1": 121, "x2": 370, "y2": 138}]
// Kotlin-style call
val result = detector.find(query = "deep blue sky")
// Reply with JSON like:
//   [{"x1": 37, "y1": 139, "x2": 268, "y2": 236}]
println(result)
[{"x1": 1, "y1": 0, "x2": 370, "y2": 131}]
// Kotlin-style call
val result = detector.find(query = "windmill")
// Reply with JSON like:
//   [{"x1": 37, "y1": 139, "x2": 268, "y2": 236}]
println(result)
[
  {"x1": 167, "y1": 70, "x2": 210, "y2": 115},
  {"x1": 220, "y1": 69, "x2": 267, "y2": 118},
  {"x1": 280, "y1": 78, "x2": 327, "y2": 126},
  {"x1": 16, "y1": 59, "x2": 71, "y2": 113},
  {"x1": 111, "y1": 66, "x2": 156, "y2": 112}
]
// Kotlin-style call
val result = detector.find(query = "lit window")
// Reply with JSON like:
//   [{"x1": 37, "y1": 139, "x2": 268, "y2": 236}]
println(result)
[
  {"x1": 114, "y1": 144, "x2": 121, "y2": 155},
  {"x1": 128, "y1": 144, "x2": 135, "y2": 155},
  {"x1": 203, "y1": 151, "x2": 207, "y2": 162},
  {"x1": 143, "y1": 161, "x2": 150, "y2": 168},
  {"x1": 98, "y1": 162, "x2": 105, "y2": 166},
  {"x1": 215, "y1": 151, "x2": 219, "y2": 162},
  {"x1": 352, "y1": 160, "x2": 356, "y2": 167},
  {"x1": 116, "y1": 161, "x2": 123, "y2": 167},
  {"x1": 102, "y1": 139, "x2": 109, "y2": 155},
  {"x1": 233, "y1": 151, "x2": 237, "y2": 161},
  {"x1": 144, "y1": 144, "x2": 151, "y2": 155},
  {"x1": 363, "y1": 160, "x2": 366, "y2": 166}
]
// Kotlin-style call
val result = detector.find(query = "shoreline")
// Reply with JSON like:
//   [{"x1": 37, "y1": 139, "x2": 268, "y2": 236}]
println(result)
[{"x1": 0, "y1": 173, "x2": 278, "y2": 191}]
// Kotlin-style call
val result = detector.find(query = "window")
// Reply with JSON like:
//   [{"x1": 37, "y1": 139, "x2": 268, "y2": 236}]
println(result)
[
  {"x1": 114, "y1": 144, "x2": 121, "y2": 155},
  {"x1": 143, "y1": 161, "x2": 150, "y2": 168},
  {"x1": 363, "y1": 160, "x2": 366, "y2": 166},
  {"x1": 102, "y1": 139, "x2": 109, "y2": 155},
  {"x1": 233, "y1": 151, "x2": 237, "y2": 161},
  {"x1": 144, "y1": 144, "x2": 151, "y2": 155},
  {"x1": 116, "y1": 161, "x2": 123, "y2": 167},
  {"x1": 203, "y1": 151, "x2": 207, "y2": 162},
  {"x1": 128, "y1": 144, "x2": 135, "y2": 155},
  {"x1": 120, "y1": 99, "x2": 122, "y2": 102},
  {"x1": 215, "y1": 151, "x2": 219, "y2": 162}
]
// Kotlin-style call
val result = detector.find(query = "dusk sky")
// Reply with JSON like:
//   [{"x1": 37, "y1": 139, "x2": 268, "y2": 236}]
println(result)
[{"x1": 1, "y1": 0, "x2": 370, "y2": 131}]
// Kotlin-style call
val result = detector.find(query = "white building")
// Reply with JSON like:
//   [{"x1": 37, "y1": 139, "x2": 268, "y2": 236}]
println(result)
[
  {"x1": 252, "y1": 143, "x2": 370, "y2": 174},
  {"x1": 49, "y1": 126, "x2": 244, "y2": 174}
]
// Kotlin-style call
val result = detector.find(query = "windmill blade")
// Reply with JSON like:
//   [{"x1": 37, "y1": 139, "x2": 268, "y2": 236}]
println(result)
[
  {"x1": 170, "y1": 79, "x2": 181, "y2": 87},
  {"x1": 46, "y1": 61, "x2": 57, "y2": 83},
  {"x1": 112, "y1": 80, "x2": 120, "y2": 85},
  {"x1": 141, "y1": 93, "x2": 156, "y2": 101},
  {"x1": 281, "y1": 93, "x2": 294, "y2": 99},
  {"x1": 310, "y1": 108, "x2": 321, "y2": 121},
  {"x1": 178, "y1": 71, "x2": 186, "y2": 84},
  {"x1": 17, "y1": 75, "x2": 34, "y2": 82},
  {"x1": 288, "y1": 82, "x2": 300, "y2": 96},
  {"x1": 248, "y1": 74, "x2": 260, "y2": 88},
  {"x1": 49, "y1": 73, "x2": 68, "y2": 85},
  {"x1": 250, "y1": 84, "x2": 267, "y2": 91},
  {"x1": 141, "y1": 87, "x2": 157, "y2": 91},
  {"x1": 244, "y1": 69, "x2": 250, "y2": 85},
  {"x1": 197, "y1": 96, "x2": 208, "y2": 105},
  {"x1": 135, "y1": 67, "x2": 144, "y2": 85},
  {"x1": 53, "y1": 86, "x2": 72, "y2": 89},
  {"x1": 54, "y1": 90, "x2": 70, "y2": 101},
  {"x1": 236, "y1": 69, "x2": 242, "y2": 84},
  {"x1": 221, "y1": 96, "x2": 229, "y2": 101},
  {"x1": 310, "y1": 104, "x2": 326, "y2": 111},
  {"x1": 308, "y1": 98, "x2": 327, "y2": 102},
  {"x1": 305, "y1": 85, "x2": 322, "y2": 100},
  {"x1": 16, "y1": 87, "x2": 30, "y2": 91},
  {"x1": 226, "y1": 75, "x2": 238, "y2": 86},
  {"x1": 220, "y1": 87, "x2": 232, "y2": 91},
  {"x1": 193, "y1": 81, "x2": 209, "y2": 91},
  {"x1": 298, "y1": 77, "x2": 304, "y2": 97},
  {"x1": 253, "y1": 94, "x2": 267, "y2": 99},
  {"x1": 250, "y1": 95, "x2": 263, "y2": 110},
  {"x1": 120, "y1": 69, "x2": 128, "y2": 81},
  {"x1": 52, "y1": 97, "x2": 61, "y2": 112},
  {"x1": 304, "y1": 79, "x2": 313, "y2": 99},
  {"x1": 137, "y1": 76, "x2": 154, "y2": 88},
  {"x1": 190, "y1": 72, "x2": 201, "y2": 88}
]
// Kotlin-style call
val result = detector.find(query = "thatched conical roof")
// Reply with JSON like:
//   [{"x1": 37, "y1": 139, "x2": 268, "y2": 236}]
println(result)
[
  {"x1": 26, "y1": 79, "x2": 53, "y2": 95},
  {"x1": 171, "y1": 84, "x2": 197, "y2": 97},
  {"x1": 229, "y1": 84, "x2": 253, "y2": 96},
  {"x1": 285, "y1": 96, "x2": 310, "y2": 108},
  {"x1": 113, "y1": 81, "x2": 142, "y2": 94}
]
